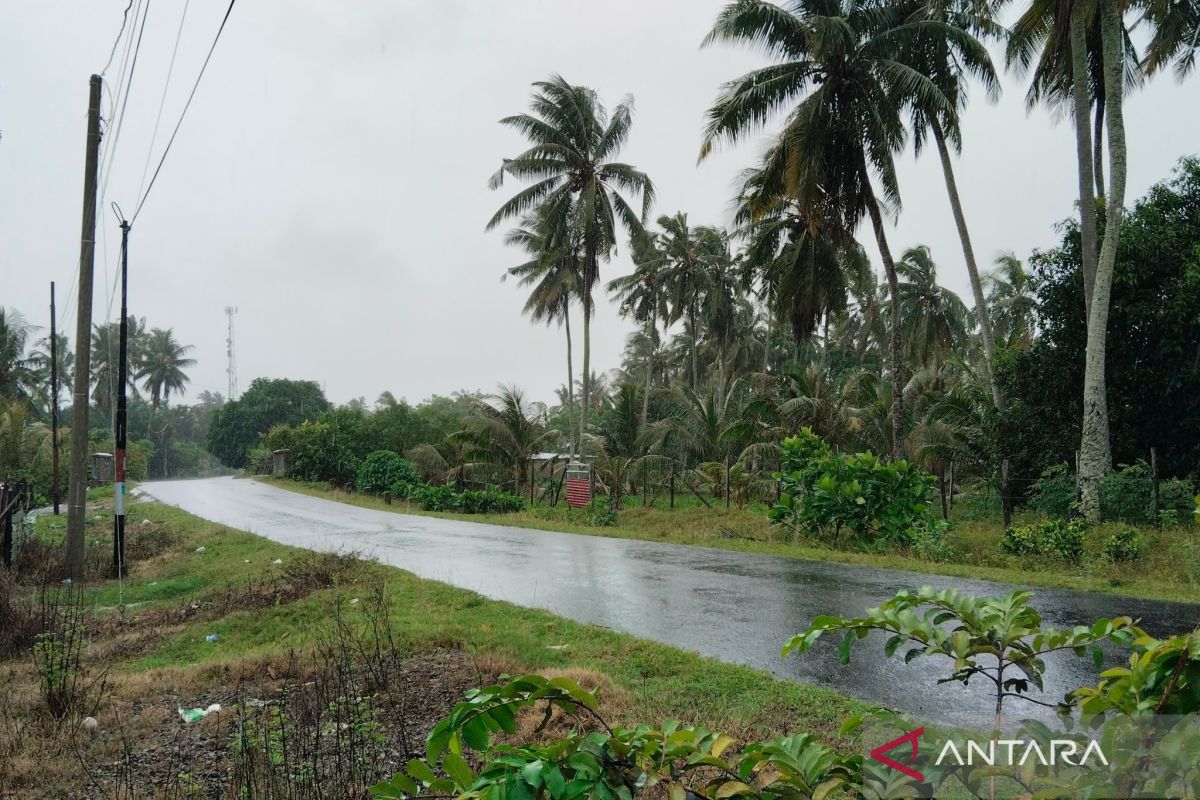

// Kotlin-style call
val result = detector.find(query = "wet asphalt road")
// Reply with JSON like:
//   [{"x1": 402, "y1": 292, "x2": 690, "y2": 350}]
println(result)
[{"x1": 142, "y1": 477, "x2": 1200, "y2": 727}]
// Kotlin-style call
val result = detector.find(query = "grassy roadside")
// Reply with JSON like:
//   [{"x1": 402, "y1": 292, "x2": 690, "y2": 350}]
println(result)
[
  {"x1": 1, "y1": 498, "x2": 867, "y2": 796},
  {"x1": 261, "y1": 476, "x2": 1200, "y2": 604}
]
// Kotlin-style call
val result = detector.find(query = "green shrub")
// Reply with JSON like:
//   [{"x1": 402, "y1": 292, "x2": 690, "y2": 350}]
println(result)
[
  {"x1": 411, "y1": 485, "x2": 460, "y2": 512},
  {"x1": 769, "y1": 428, "x2": 939, "y2": 548},
  {"x1": 410, "y1": 485, "x2": 523, "y2": 514},
  {"x1": 1103, "y1": 526, "x2": 1141, "y2": 564},
  {"x1": 355, "y1": 450, "x2": 422, "y2": 495},
  {"x1": 580, "y1": 498, "x2": 618, "y2": 527},
  {"x1": 1028, "y1": 461, "x2": 1196, "y2": 524},
  {"x1": 286, "y1": 420, "x2": 362, "y2": 485},
  {"x1": 909, "y1": 518, "x2": 956, "y2": 561},
  {"x1": 457, "y1": 488, "x2": 524, "y2": 514},
  {"x1": 1001, "y1": 519, "x2": 1086, "y2": 563},
  {"x1": 1027, "y1": 463, "x2": 1076, "y2": 518}
]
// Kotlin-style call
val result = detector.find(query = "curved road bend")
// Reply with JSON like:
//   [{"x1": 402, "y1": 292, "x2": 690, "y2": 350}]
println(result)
[{"x1": 142, "y1": 477, "x2": 1200, "y2": 727}]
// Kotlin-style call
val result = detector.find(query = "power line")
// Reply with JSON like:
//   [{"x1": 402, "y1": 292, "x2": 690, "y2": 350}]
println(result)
[
  {"x1": 100, "y1": 0, "x2": 152, "y2": 202},
  {"x1": 137, "y1": 0, "x2": 191, "y2": 202},
  {"x1": 133, "y1": 0, "x2": 237, "y2": 223},
  {"x1": 100, "y1": 0, "x2": 136, "y2": 77}
]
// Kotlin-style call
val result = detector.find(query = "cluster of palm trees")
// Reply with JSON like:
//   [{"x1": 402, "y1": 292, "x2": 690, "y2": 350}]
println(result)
[
  {"x1": 489, "y1": 0, "x2": 1197, "y2": 521},
  {"x1": 0, "y1": 306, "x2": 197, "y2": 476}
]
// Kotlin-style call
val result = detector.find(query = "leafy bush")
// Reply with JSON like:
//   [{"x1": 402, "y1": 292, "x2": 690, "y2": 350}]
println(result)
[
  {"x1": 770, "y1": 428, "x2": 939, "y2": 548},
  {"x1": 1103, "y1": 526, "x2": 1141, "y2": 564},
  {"x1": 388, "y1": 478, "x2": 418, "y2": 500},
  {"x1": 410, "y1": 485, "x2": 523, "y2": 514},
  {"x1": 1027, "y1": 463, "x2": 1076, "y2": 518},
  {"x1": 457, "y1": 487, "x2": 524, "y2": 514},
  {"x1": 909, "y1": 518, "x2": 956, "y2": 561},
  {"x1": 371, "y1": 675, "x2": 859, "y2": 800},
  {"x1": 410, "y1": 485, "x2": 460, "y2": 512},
  {"x1": 580, "y1": 497, "x2": 618, "y2": 527},
  {"x1": 355, "y1": 450, "x2": 422, "y2": 495},
  {"x1": 1028, "y1": 461, "x2": 1196, "y2": 524},
  {"x1": 1001, "y1": 519, "x2": 1086, "y2": 563}
]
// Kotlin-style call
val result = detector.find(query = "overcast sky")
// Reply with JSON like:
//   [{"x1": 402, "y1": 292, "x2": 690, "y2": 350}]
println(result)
[{"x1": 2, "y1": 1, "x2": 1196, "y2": 408}]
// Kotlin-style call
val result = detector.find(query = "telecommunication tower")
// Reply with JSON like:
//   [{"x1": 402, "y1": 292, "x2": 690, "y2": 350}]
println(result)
[{"x1": 225, "y1": 306, "x2": 238, "y2": 400}]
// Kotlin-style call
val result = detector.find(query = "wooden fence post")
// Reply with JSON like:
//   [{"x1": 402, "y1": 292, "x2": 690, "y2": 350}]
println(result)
[
  {"x1": 724, "y1": 458, "x2": 731, "y2": 509},
  {"x1": 947, "y1": 461, "x2": 954, "y2": 514},
  {"x1": 1, "y1": 483, "x2": 11, "y2": 568},
  {"x1": 1001, "y1": 459, "x2": 1012, "y2": 529},
  {"x1": 1151, "y1": 447, "x2": 1160, "y2": 528},
  {"x1": 939, "y1": 465, "x2": 948, "y2": 520}
]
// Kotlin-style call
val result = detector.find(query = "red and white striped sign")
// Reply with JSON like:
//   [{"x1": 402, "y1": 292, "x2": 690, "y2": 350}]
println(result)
[{"x1": 565, "y1": 478, "x2": 591, "y2": 508}]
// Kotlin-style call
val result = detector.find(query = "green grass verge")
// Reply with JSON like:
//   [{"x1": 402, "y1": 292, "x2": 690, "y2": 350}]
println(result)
[
  {"x1": 32, "y1": 500, "x2": 867, "y2": 741},
  {"x1": 260, "y1": 477, "x2": 1200, "y2": 604}
]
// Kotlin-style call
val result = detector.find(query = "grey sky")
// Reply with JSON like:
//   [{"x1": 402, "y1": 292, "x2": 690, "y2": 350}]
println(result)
[{"x1": 2, "y1": 1, "x2": 1196, "y2": 408}]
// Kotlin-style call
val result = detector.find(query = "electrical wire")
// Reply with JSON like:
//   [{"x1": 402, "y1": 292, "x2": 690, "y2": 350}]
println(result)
[
  {"x1": 100, "y1": 0, "x2": 152, "y2": 203},
  {"x1": 137, "y1": 0, "x2": 191, "y2": 203},
  {"x1": 133, "y1": 0, "x2": 237, "y2": 223},
  {"x1": 100, "y1": 0, "x2": 136, "y2": 77}
]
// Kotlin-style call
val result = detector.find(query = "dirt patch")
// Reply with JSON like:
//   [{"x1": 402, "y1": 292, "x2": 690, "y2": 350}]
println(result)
[{"x1": 1, "y1": 645, "x2": 493, "y2": 799}]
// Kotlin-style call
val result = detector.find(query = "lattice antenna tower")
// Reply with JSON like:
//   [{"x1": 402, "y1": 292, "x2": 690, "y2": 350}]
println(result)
[{"x1": 225, "y1": 306, "x2": 238, "y2": 400}]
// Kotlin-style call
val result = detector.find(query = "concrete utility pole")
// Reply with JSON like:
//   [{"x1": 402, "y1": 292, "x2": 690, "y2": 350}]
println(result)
[
  {"x1": 66, "y1": 75, "x2": 102, "y2": 577},
  {"x1": 50, "y1": 281, "x2": 61, "y2": 515}
]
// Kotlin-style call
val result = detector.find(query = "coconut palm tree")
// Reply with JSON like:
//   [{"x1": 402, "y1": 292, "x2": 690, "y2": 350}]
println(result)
[
  {"x1": 503, "y1": 210, "x2": 584, "y2": 457},
  {"x1": 653, "y1": 379, "x2": 757, "y2": 469},
  {"x1": 986, "y1": 252, "x2": 1038, "y2": 345},
  {"x1": 737, "y1": 158, "x2": 859, "y2": 352},
  {"x1": 895, "y1": 0, "x2": 1003, "y2": 407},
  {"x1": 1079, "y1": 0, "x2": 1133, "y2": 520},
  {"x1": 657, "y1": 212, "x2": 708, "y2": 391},
  {"x1": 1006, "y1": 0, "x2": 1139, "y2": 518},
  {"x1": 894, "y1": 246, "x2": 971, "y2": 368},
  {"x1": 695, "y1": 226, "x2": 742, "y2": 387},
  {"x1": 0, "y1": 308, "x2": 35, "y2": 403},
  {"x1": 29, "y1": 332, "x2": 73, "y2": 412},
  {"x1": 1006, "y1": 0, "x2": 1140, "y2": 311},
  {"x1": 0, "y1": 399, "x2": 52, "y2": 473},
  {"x1": 588, "y1": 382, "x2": 657, "y2": 507},
  {"x1": 701, "y1": 0, "x2": 956, "y2": 459},
  {"x1": 91, "y1": 316, "x2": 147, "y2": 420},
  {"x1": 459, "y1": 385, "x2": 558, "y2": 494},
  {"x1": 1143, "y1": 0, "x2": 1200, "y2": 76},
  {"x1": 487, "y1": 76, "x2": 655, "y2": 447},
  {"x1": 607, "y1": 233, "x2": 670, "y2": 423},
  {"x1": 137, "y1": 328, "x2": 195, "y2": 416}
]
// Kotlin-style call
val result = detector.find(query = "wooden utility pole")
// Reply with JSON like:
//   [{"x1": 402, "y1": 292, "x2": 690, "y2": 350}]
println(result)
[
  {"x1": 65, "y1": 75, "x2": 102, "y2": 577},
  {"x1": 1000, "y1": 459, "x2": 1012, "y2": 529},
  {"x1": 112, "y1": 219, "x2": 130, "y2": 578},
  {"x1": 50, "y1": 281, "x2": 61, "y2": 515}
]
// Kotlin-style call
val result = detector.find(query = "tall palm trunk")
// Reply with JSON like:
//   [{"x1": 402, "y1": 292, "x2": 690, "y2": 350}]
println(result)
[
  {"x1": 642, "y1": 313, "x2": 654, "y2": 424},
  {"x1": 581, "y1": 235, "x2": 596, "y2": 448},
  {"x1": 1072, "y1": 9, "x2": 1101, "y2": 316},
  {"x1": 689, "y1": 301, "x2": 699, "y2": 391},
  {"x1": 1080, "y1": 0, "x2": 1127, "y2": 521},
  {"x1": 1093, "y1": 98, "x2": 1106, "y2": 198},
  {"x1": 930, "y1": 119, "x2": 1002, "y2": 410},
  {"x1": 564, "y1": 303, "x2": 575, "y2": 459},
  {"x1": 863, "y1": 185, "x2": 905, "y2": 461},
  {"x1": 762, "y1": 309, "x2": 772, "y2": 372}
]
